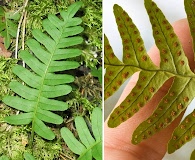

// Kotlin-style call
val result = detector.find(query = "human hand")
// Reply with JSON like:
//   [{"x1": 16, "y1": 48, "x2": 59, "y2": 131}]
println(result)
[{"x1": 104, "y1": 19, "x2": 195, "y2": 160}]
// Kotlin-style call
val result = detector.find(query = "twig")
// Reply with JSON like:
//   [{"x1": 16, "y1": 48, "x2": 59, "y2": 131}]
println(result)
[
  {"x1": 14, "y1": 0, "x2": 28, "y2": 59},
  {"x1": 60, "y1": 152, "x2": 75, "y2": 160}
]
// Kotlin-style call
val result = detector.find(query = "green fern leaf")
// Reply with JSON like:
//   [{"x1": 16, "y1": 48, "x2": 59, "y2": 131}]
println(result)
[
  {"x1": 185, "y1": 0, "x2": 195, "y2": 60},
  {"x1": 190, "y1": 150, "x2": 195, "y2": 160},
  {"x1": 23, "y1": 153, "x2": 36, "y2": 160},
  {"x1": 0, "y1": 155, "x2": 9, "y2": 160},
  {"x1": 61, "y1": 107, "x2": 102, "y2": 160},
  {"x1": 106, "y1": 0, "x2": 195, "y2": 152},
  {"x1": 3, "y1": 1, "x2": 84, "y2": 140},
  {"x1": 0, "y1": 7, "x2": 20, "y2": 49},
  {"x1": 168, "y1": 109, "x2": 195, "y2": 153}
]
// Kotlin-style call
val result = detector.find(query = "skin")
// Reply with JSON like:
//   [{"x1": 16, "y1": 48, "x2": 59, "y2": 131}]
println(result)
[{"x1": 104, "y1": 19, "x2": 195, "y2": 160}]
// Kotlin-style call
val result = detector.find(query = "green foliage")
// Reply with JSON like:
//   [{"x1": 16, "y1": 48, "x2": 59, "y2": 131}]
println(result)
[
  {"x1": 3, "y1": 1, "x2": 83, "y2": 141},
  {"x1": 105, "y1": 0, "x2": 195, "y2": 155},
  {"x1": 191, "y1": 149, "x2": 195, "y2": 160},
  {"x1": 0, "y1": 155, "x2": 9, "y2": 160},
  {"x1": 0, "y1": 6, "x2": 20, "y2": 49},
  {"x1": 24, "y1": 153, "x2": 35, "y2": 160},
  {"x1": 0, "y1": 56, "x2": 17, "y2": 100},
  {"x1": 91, "y1": 67, "x2": 102, "y2": 84},
  {"x1": 61, "y1": 107, "x2": 102, "y2": 160}
]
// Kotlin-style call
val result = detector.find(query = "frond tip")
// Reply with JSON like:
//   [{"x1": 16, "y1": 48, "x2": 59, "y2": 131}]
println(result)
[{"x1": 3, "y1": 1, "x2": 84, "y2": 140}]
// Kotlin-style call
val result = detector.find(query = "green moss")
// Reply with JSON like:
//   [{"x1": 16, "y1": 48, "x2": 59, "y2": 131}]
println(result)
[{"x1": 0, "y1": 57, "x2": 17, "y2": 100}]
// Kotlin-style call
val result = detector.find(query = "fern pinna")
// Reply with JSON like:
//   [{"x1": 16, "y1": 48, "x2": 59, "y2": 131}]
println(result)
[
  {"x1": 105, "y1": 0, "x2": 195, "y2": 157},
  {"x1": 3, "y1": 2, "x2": 83, "y2": 141}
]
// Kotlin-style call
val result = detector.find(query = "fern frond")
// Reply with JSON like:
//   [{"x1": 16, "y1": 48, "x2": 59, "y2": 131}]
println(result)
[
  {"x1": 3, "y1": 2, "x2": 84, "y2": 140},
  {"x1": 106, "y1": 0, "x2": 195, "y2": 152},
  {"x1": 0, "y1": 7, "x2": 20, "y2": 49},
  {"x1": 61, "y1": 107, "x2": 102, "y2": 160}
]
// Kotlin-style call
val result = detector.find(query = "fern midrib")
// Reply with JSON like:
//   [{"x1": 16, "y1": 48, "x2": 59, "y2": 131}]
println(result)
[
  {"x1": 105, "y1": 63, "x2": 195, "y2": 79},
  {"x1": 31, "y1": 24, "x2": 65, "y2": 139},
  {"x1": 79, "y1": 140, "x2": 102, "y2": 159},
  {"x1": 117, "y1": 9, "x2": 139, "y2": 66},
  {"x1": 134, "y1": 78, "x2": 192, "y2": 141}
]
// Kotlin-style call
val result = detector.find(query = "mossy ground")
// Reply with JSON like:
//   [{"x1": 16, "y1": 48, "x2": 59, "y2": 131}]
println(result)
[{"x1": 0, "y1": 0, "x2": 102, "y2": 159}]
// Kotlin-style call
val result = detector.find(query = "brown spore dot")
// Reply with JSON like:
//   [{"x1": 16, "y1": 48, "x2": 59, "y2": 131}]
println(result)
[
  {"x1": 177, "y1": 51, "x2": 182, "y2": 56},
  {"x1": 119, "y1": 105, "x2": 124, "y2": 109},
  {"x1": 144, "y1": 96, "x2": 149, "y2": 101},
  {"x1": 147, "y1": 119, "x2": 152, "y2": 123},
  {"x1": 126, "y1": 112, "x2": 131, "y2": 118},
  {"x1": 142, "y1": 55, "x2": 147, "y2": 61},
  {"x1": 122, "y1": 11, "x2": 126, "y2": 15},
  {"x1": 173, "y1": 136, "x2": 177, "y2": 140},
  {"x1": 119, "y1": 24, "x2": 123, "y2": 28},
  {"x1": 124, "y1": 46, "x2": 130, "y2": 50},
  {"x1": 189, "y1": 15, "x2": 193, "y2": 18},
  {"x1": 151, "y1": 2, "x2": 155, "y2": 6},
  {"x1": 116, "y1": 110, "x2": 120, "y2": 115},
  {"x1": 136, "y1": 38, "x2": 141, "y2": 43},
  {"x1": 117, "y1": 17, "x2": 121, "y2": 21},
  {"x1": 156, "y1": 8, "x2": 159, "y2": 12},
  {"x1": 165, "y1": 118, "x2": 170, "y2": 123},
  {"x1": 155, "y1": 31, "x2": 159, "y2": 35},
  {"x1": 162, "y1": 49, "x2": 167, "y2": 54},
  {"x1": 126, "y1": 53, "x2": 131, "y2": 59},
  {"x1": 105, "y1": 77, "x2": 109, "y2": 83},
  {"x1": 120, "y1": 117, "x2": 125, "y2": 122},
  {"x1": 109, "y1": 53, "x2": 115, "y2": 58},
  {"x1": 171, "y1": 111, "x2": 176, "y2": 116},
  {"x1": 142, "y1": 135, "x2": 147, "y2": 139},
  {"x1": 185, "y1": 118, "x2": 190, "y2": 123},
  {"x1": 175, "y1": 145, "x2": 179, "y2": 149},
  {"x1": 132, "y1": 108, "x2": 137, "y2": 113},
  {"x1": 177, "y1": 103, "x2": 183, "y2": 110},
  {"x1": 137, "y1": 102, "x2": 143, "y2": 108},
  {"x1": 108, "y1": 71, "x2": 113, "y2": 76},
  {"x1": 154, "y1": 126, "x2": 158, "y2": 131},
  {"x1": 124, "y1": 39, "x2": 129, "y2": 44},
  {"x1": 170, "y1": 92, "x2": 174, "y2": 96},
  {"x1": 183, "y1": 97, "x2": 189, "y2": 102},
  {"x1": 174, "y1": 42, "x2": 179, "y2": 47},
  {"x1": 139, "y1": 47, "x2": 144, "y2": 51},
  {"x1": 157, "y1": 39, "x2": 161, "y2": 43},
  {"x1": 180, "y1": 124, "x2": 186, "y2": 129},
  {"x1": 152, "y1": 24, "x2": 157, "y2": 28},
  {"x1": 193, "y1": 112, "x2": 195, "y2": 117},
  {"x1": 164, "y1": 99, "x2": 168, "y2": 103},
  {"x1": 170, "y1": 33, "x2": 175, "y2": 38},
  {"x1": 110, "y1": 116, "x2": 115, "y2": 120},
  {"x1": 106, "y1": 92, "x2": 111, "y2": 97},
  {"x1": 163, "y1": 58, "x2": 168, "y2": 63},
  {"x1": 122, "y1": 72, "x2": 129, "y2": 78},
  {"x1": 179, "y1": 140, "x2": 184, "y2": 145},
  {"x1": 130, "y1": 24, "x2": 135, "y2": 28},
  {"x1": 127, "y1": 99, "x2": 131, "y2": 104},
  {"x1": 141, "y1": 76, "x2": 146, "y2": 81},
  {"x1": 106, "y1": 45, "x2": 111, "y2": 50},
  {"x1": 126, "y1": 17, "x2": 130, "y2": 22},
  {"x1": 185, "y1": 135, "x2": 189, "y2": 141},
  {"x1": 158, "y1": 106, "x2": 163, "y2": 111},
  {"x1": 149, "y1": 87, "x2": 155, "y2": 93},
  {"x1": 112, "y1": 86, "x2": 117, "y2": 91},
  {"x1": 147, "y1": 130, "x2": 152, "y2": 135},
  {"x1": 191, "y1": 130, "x2": 195, "y2": 136},
  {"x1": 162, "y1": 20, "x2": 167, "y2": 24},
  {"x1": 131, "y1": 92, "x2": 136, "y2": 97},
  {"x1": 148, "y1": 10, "x2": 152, "y2": 13},
  {"x1": 117, "y1": 80, "x2": 122, "y2": 85},
  {"x1": 180, "y1": 60, "x2": 185, "y2": 65},
  {"x1": 137, "y1": 85, "x2": 142, "y2": 89},
  {"x1": 134, "y1": 31, "x2": 137, "y2": 34},
  {"x1": 150, "y1": 16, "x2": 154, "y2": 20},
  {"x1": 153, "y1": 113, "x2": 158, "y2": 117},
  {"x1": 159, "y1": 123, "x2": 164, "y2": 128},
  {"x1": 166, "y1": 26, "x2": 171, "y2": 30}
]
